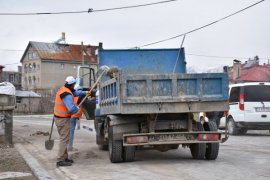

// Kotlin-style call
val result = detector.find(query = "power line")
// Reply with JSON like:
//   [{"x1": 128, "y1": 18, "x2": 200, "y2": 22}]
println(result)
[
  {"x1": 136, "y1": 0, "x2": 265, "y2": 48},
  {"x1": 0, "y1": 0, "x2": 177, "y2": 16},
  {"x1": 0, "y1": 49, "x2": 24, "y2": 51},
  {"x1": 2, "y1": 62, "x2": 21, "y2": 66}
]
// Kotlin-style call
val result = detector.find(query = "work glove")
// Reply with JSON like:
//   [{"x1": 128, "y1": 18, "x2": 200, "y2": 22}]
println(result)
[
  {"x1": 86, "y1": 91, "x2": 92, "y2": 96},
  {"x1": 86, "y1": 89, "x2": 96, "y2": 97}
]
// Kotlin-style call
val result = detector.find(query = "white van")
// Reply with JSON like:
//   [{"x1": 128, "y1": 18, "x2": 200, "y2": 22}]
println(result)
[
  {"x1": 227, "y1": 82, "x2": 270, "y2": 135},
  {"x1": 200, "y1": 82, "x2": 270, "y2": 135}
]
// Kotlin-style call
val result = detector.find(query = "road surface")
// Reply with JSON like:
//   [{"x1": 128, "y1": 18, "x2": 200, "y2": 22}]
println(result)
[{"x1": 12, "y1": 115, "x2": 270, "y2": 180}]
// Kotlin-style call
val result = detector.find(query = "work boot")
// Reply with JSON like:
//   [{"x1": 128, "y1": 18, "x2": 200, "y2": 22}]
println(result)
[
  {"x1": 65, "y1": 158, "x2": 74, "y2": 163},
  {"x1": 56, "y1": 161, "x2": 72, "y2": 167}
]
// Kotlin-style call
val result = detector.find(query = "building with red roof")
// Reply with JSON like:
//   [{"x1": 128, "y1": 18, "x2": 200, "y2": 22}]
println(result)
[
  {"x1": 20, "y1": 33, "x2": 102, "y2": 92},
  {"x1": 229, "y1": 59, "x2": 270, "y2": 84}
]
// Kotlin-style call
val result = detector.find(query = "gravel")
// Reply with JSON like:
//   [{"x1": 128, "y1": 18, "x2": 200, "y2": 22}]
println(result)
[{"x1": 0, "y1": 143, "x2": 37, "y2": 180}]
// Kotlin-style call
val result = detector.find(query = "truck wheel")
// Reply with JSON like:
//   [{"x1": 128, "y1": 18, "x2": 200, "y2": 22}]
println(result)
[
  {"x1": 209, "y1": 117, "x2": 220, "y2": 129},
  {"x1": 123, "y1": 146, "x2": 135, "y2": 162},
  {"x1": 190, "y1": 122, "x2": 206, "y2": 160},
  {"x1": 98, "y1": 144, "x2": 108, "y2": 150},
  {"x1": 108, "y1": 126, "x2": 123, "y2": 163},
  {"x1": 204, "y1": 121, "x2": 219, "y2": 160},
  {"x1": 227, "y1": 118, "x2": 239, "y2": 135},
  {"x1": 239, "y1": 128, "x2": 247, "y2": 135}
]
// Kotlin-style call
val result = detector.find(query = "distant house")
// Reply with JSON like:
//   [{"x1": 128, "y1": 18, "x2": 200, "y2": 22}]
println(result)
[
  {"x1": 0, "y1": 65, "x2": 22, "y2": 90},
  {"x1": 20, "y1": 36, "x2": 101, "y2": 94},
  {"x1": 228, "y1": 59, "x2": 270, "y2": 83},
  {"x1": 15, "y1": 90, "x2": 41, "y2": 114}
]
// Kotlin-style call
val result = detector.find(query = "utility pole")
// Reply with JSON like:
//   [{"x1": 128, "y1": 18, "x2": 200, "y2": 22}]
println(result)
[{"x1": 81, "y1": 41, "x2": 84, "y2": 66}]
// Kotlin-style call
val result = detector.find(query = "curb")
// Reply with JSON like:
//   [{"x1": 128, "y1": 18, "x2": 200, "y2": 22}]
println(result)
[{"x1": 15, "y1": 143, "x2": 54, "y2": 180}]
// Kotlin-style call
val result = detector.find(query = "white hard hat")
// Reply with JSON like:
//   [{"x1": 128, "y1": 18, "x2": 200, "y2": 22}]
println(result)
[{"x1": 65, "y1": 76, "x2": 76, "y2": 85}]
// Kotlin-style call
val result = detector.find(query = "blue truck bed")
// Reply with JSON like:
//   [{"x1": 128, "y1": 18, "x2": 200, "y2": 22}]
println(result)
[
  {"x1": 99, "y1": 73, "x2": 228, "y2": 115},
  {"x1": 98, "y1": 48, "x2": 229, "y2": 115}
]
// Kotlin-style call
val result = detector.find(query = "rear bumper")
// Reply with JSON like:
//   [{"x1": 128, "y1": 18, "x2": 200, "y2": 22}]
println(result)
[
  {"x1": 123, "y1": 131, "x2": 222, "y2": 146},
  {"x1": 236, "y1": 122, "x2": 270, "y2": 130}
]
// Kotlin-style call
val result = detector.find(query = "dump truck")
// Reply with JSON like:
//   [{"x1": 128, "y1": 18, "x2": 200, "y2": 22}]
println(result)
[
  {"x1": 79, "y1": 48, "x2": 229, "y2": 163},
  {"x1": 0, "y1": 82, "x2": 16, "y2": 144}
]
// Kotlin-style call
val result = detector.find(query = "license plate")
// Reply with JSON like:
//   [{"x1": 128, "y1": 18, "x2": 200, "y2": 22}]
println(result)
[
  {"x1": 149, "y1": 134, "x2": 187, "y2": 142},
  {"x1": 255, "y1": 107, "x2": 270, "y2": 112}
]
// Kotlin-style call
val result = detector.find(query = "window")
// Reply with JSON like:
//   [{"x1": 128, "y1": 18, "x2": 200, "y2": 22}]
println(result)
[
  {"x1": 61, "y1": 64, "x2": 64, "y2": 70},
  {"x1": 24, "y1": 77, "x2": 27, "y2": 85},
  {"x1": 16, "y1": 97, "x2": 22, "y2": 103},
  {"x1": 32, "y1": 63, "x2": 36, "y2": 72},
  {"x1": 29, "y1": 76, "x2": 32, "y2": 85},
  {"x1": 33, "y1": 52, "x2": 37, "y2": 58},
  {"x1": 24, "y1": 64, "x2": 28, "y2": 73},
  {"x1": 229, "y1": 87, "x2": 240, "y2": 103},
  {"x1": 28, "y1": 53, "x2": 33, "y2": 59},
  {"x1": 28, "y1": 64, "x2": 32, "y2": 73},
  {"x1": 244, "y1": 85, "x2": 270, "y2": 102},
  {"x1": 9, "y1": 74, "x2": 15, "y2": 82}
]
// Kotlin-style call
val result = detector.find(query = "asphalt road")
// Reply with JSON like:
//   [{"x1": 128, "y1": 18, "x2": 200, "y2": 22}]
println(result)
[{"x1": 12, "y1": 115, "x2": 270, "y2": 180}]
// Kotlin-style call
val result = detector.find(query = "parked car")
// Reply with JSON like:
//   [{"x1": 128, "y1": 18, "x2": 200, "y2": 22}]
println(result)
[{"x1": 200, "y1": 82, "x2": 270, "y2": 135}]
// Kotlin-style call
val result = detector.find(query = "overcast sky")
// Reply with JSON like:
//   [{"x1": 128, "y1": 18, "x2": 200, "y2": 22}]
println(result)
[{"x1": 0, "y1": 0, "x2": 269, "y2": 72}]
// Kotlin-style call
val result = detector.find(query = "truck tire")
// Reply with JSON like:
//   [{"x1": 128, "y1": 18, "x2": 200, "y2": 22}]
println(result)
[
  {"x1": 227, "y1": 118, "x2": 239, "y2": 135},
  {"x1": 108, "y1": 126, "x2": 123, "y2": 163},
  {"x1": 123, "y1": 146, "x2": 135, "y2": 162},
  {"x1": 239, "y1": 128, "x2": 248, "y2": 135},
  {"x1": 98, "y1": 144, "x2": 108, "y2": 150},
  {"x1": 190, "y1": 122, "x2": 206, "y2": 160},
  {"x1": 95, "y1": 117, "x2": 108, "y2": 150},
  {"x1": 209, "y1": 117, "x2": 220, "y2": 129},
  {"x1": 204, "y1": 121, "x2": 219, "y2": 160}
]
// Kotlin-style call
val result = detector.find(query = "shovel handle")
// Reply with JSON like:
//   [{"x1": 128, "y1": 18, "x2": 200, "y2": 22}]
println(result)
[
  {"x1": 77, "y1": 69, "x2": 107, "y2": 107},
  {"x1": 49, "y1": 118, "x2": 54, "y2": 140}
]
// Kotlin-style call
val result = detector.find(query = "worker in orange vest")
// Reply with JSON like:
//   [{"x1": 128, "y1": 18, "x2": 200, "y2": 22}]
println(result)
[{"x1": 54, "y1": 76, "x2": 91, "y2": 167}]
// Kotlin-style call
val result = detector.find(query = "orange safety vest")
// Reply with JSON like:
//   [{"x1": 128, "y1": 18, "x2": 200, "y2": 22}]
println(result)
[
  {"x1": 71, "y1": 96, "x2": 83, "y2": 119},
  {"x1": 54, "y1": 86, "x2": 74, "y2": 118}
]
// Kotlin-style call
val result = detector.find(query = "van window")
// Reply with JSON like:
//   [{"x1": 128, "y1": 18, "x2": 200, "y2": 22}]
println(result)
[
  {"x1": 244, "y1": 85, "x2": 270, "y2": 102},
  {"x1": 229, "y1": 87, "x2": 240, "y2": 102}
]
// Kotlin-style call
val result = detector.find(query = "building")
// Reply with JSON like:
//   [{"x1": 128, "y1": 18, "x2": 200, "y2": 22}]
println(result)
[
  {"x1": 0, "y1": 65, "x2": 22, "y2": 90},
  {"x1": 15, "y1": 90, "x2": 41, "y2": 114},
  {"x1": 20, "y1": 37, "x2": 101, "y2": 93},
  {"x1": 228, "y1": 59, "x2": 270, "y2": 83}
]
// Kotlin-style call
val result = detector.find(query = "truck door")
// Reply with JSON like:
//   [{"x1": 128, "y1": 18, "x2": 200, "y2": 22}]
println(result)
[{"x1": 77, "y1": 66, "x2": 96, "y2": 120}]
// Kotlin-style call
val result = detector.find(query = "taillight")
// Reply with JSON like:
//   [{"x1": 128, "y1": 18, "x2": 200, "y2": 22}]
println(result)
[
  {"x1": 239, "y1": 93, "x2": 244, "y2": 110},
  {"x1": 198, "y1": 134, "x2": 220, "y2": 141},
  {"x1": 126, "y1": 136, "x2": 148, "y2": 144}
]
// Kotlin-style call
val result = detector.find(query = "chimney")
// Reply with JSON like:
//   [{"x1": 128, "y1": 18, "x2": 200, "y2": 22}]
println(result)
[
  {"x1": 233, "y1": 59, "x2": 241, "y2": 80},
  {"x1": 62, "y1": 32, "x2": 66, "y2": 41},
  {"x1": 98, "y1": 42, "x2": 103, "y2": 49}
]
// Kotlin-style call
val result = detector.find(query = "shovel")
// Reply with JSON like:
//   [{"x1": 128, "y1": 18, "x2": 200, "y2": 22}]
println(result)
[{"x1": 45, "y1": 118, "x2": 55, "y2": 150}]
